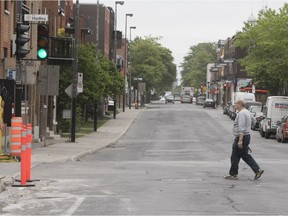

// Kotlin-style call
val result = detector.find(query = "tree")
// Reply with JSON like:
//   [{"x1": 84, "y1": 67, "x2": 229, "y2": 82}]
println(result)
[
  {"x1": 57, "y1": 43, "x2": 123, "y2": 131},
  {"x1": 130, "y1": 36, "x2": 177, "y2": 98},
  {"x1": 180, "y1": 43, "x2": 217, "y2": 90},
  {"x1": 235, "y1": 4, "x2": 288, "y2": 95}
]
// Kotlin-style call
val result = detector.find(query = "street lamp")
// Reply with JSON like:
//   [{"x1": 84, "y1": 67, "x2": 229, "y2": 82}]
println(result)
[
  {"x1": 113, "y1": 1, "x2": 124, "y2": 119},
  {"x1": 128, "y1": 26, "x2": 136, "y2": 109},
  {"x1": 114, "y1": 1, "x2": 124, "y2": 64},
  {"x1": 123, "y1": 13, "x2": 133, "y2": 112},
  {"x1": 130, "y1": 26, "x2": 136, "y2": 41}
]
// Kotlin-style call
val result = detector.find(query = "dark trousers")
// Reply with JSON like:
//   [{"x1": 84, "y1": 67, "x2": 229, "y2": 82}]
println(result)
[{"x1": 229, "y1": 134, "x2": 260, "y2": 176}]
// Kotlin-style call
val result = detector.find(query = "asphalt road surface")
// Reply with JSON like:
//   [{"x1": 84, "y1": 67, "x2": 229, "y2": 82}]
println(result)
[{"x1": 1, "y1": 102, "x2": 288, "y2": 215}]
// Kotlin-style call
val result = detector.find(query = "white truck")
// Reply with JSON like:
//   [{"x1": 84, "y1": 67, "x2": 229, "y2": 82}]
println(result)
[
  {"x1": 260, "y1": 96, "x2": 288, "y2": 139},
  {"x1": 181, "y1": 87, "x2": 194, "y2": 97},
  {"x1": 228, "y1": 92, "x2": 256, "y2": 120}
]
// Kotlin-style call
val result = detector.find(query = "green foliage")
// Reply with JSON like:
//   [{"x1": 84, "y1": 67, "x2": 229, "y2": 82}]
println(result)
[
  {"x1": 235, "y1": 3, "x2": 288, "y2": 95},
  {"x1": 180, "y1": 43, "x2": 217, "y2": 89},
  {"x1": 57, "y1": 43, "x2": 123, "y2": 124},
  {"x1": 130, "y1": 36, "x2": 177, "y2": 96}
]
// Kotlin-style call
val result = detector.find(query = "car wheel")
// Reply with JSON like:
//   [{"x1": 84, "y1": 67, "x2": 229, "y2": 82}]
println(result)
[
  {"x1": 261, "y1": 129, "x2": 265, "y2": 137},
  {"x1": 276, "y1": 133, "x2": 281, "y2": 142},
  {"x1": 281, "y1": 134, "x2": 287, "y2": 143},
  {"x1": 265, "y1": 131, "x2": 270, "y2": 139}
]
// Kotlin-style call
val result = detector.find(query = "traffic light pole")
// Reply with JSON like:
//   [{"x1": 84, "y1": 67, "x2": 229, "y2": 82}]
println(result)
[
  {"x1": 15, "y1": 62, "x2": 22, "y2": 117},
  {"x1": 71, "y1": 0, "x2": 79, "y2": 142}
]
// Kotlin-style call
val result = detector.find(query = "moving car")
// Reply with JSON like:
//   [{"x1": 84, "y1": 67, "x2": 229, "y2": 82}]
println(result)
[
  {"x1": 276, "y1": 114, "x2": 288, "y2": 143},
  {"x1": 165, "y1": 95, "x2": 175, "y2": 104},
  {"x1": 203, "y1": 98, "x2": 215, "y2": 108},
  {"x1": 181, "y1": 95, "x2": 192, "y2": 103},
  {"x1": 196, "y1": 96, "x2": 206, "y2": 105}
]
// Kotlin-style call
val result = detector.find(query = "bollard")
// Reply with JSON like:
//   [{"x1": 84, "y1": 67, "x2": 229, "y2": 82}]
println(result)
[
  {"x1": 13, "y1": 126, "x2": 35, "y2": 187},
  {"x1": 26, "y1": 124, "x2": 32, "y2": 181},
  {"x1": 20, "y1": 127, "x2": 27, "y2": 185},
  {"x1": 10, "y1": 117, "x2": 22, "y2": 157}
]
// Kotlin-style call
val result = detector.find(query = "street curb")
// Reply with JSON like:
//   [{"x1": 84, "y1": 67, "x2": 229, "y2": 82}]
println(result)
[
  {"x1": 0, "y1": 106, "x2": 146, "y2": 193},
  {"x1": 69, "y1": 109, "x2": 141, "y2": 161}
]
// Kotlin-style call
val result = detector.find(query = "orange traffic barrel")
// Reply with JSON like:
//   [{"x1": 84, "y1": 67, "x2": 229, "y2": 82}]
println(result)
[{"x1": 10, "y1": 117, "x2": 22, "y2": 156}]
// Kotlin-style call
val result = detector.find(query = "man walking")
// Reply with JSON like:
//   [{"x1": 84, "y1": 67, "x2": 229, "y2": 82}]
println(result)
[{"x1": 224, "y1": 99, "x2": 264, "y2": 180}]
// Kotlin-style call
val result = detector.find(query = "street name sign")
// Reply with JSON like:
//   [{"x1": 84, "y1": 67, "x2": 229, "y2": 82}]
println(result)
[{"x1": 24, "y1": 14, "x2": 48, "y2": 22}]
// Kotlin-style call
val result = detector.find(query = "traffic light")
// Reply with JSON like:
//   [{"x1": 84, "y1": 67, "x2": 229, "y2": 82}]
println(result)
[
  {"x1": 223, "y1": 83, "x2": 227, "y2": 90},
  {"x1": 37, "y1": 24, "x2": 49, "y2": 60},
  {"x1": 15, "y1": 23, "x2": 30, "y2": 60}
]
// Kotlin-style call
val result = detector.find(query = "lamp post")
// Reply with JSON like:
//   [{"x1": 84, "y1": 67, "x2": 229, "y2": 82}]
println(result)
[
  {"x1": 207, "y1": 81, "x2": 210, "y2": 99},
  {"x1": 123, "y1": 13, "x2": 133, "y2": 112},
  {"x1": 113, "y1": 1, "x2": 124, "y2": 119},
  {"x1": 128, "y1": 26, "x2": 136, "y2": 109},
  {"x1": 114, "y1": 1, "x2": 124, "y2": 63}
]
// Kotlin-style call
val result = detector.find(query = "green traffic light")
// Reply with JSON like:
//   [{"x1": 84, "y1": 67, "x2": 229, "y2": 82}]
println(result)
[{"x1": 37, "y1": 48, "x2": 47, "y2": 59}]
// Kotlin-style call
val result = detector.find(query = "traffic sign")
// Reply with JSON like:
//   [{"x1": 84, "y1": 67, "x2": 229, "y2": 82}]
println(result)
[
  {"x1": 65, "y1": 83, "x2": 83, "y2": 97},
  {"x1": 24, "y1": 14, "x2": 48, "y2": 22}
]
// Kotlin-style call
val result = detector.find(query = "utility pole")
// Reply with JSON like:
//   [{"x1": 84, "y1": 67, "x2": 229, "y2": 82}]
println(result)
[
  {"x1": 71, "y1": 0, "x2": 79, "y2": 142},
  {"x1": 94, "y1": 0, "x2": 100, "y2": 132},
  {"x1": 15, "y1": 1, "x2": 23, "y2": 118},
  {"x1": 123, "y1": 13, "x2": 133, "y2": 112}
]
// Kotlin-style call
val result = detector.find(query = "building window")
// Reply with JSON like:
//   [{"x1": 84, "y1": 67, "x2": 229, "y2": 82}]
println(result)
[
  {"x1": 10, "y1": 40, "x2": 13, "y2": 58},
  {"x1": 4, "y1": 48, "x2": 8, "y2": 58},
  {"x1": 4, "y1": 0, "x2": 10, "y2": 14},
  {"x1": 4, "y1": 0, "x2": 8, "y2": 10}
]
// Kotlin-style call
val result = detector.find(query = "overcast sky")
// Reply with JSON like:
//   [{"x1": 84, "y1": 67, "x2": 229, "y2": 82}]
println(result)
[{"x1": 78, "y1": 0, "x2": 287, "y2": 79}]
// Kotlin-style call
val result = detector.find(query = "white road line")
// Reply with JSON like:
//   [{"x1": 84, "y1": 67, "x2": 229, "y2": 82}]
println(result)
[{"x1": 62, "y1": 197, "x2": 85, "y2": 216}]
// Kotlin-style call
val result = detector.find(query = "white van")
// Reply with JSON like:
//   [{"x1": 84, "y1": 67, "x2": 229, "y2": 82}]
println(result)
[
  {"x1": 229, "y1": 92, "x2": 256, "y2": 120},
  {"x1": 260, "y1": 96, "x2": 288, "y2": 139}
]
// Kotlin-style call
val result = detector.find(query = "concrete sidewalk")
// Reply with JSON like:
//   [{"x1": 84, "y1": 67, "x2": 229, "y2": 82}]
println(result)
[{"x1": 0, "y1": 107, "x2": 144, "y2": 192}]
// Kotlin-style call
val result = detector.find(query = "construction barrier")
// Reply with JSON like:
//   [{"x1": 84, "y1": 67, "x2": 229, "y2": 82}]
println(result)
[
  {"x1": 12, "y1": 123, "x2": 35, "y2": 187},
  {"x1": 20, "y1": 127, "x2": 27, "y2": 185},
  {"x1": 26, "y1": 124, "x2": 32, "y2": 181},
  {"x1": 10, "y1": 117, "x2": 22, "y2": 156}
]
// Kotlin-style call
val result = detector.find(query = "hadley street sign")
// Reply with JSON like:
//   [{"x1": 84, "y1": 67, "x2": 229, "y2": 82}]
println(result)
[{"x1": 24, "y1": 14, "x2": 48, "y2": 22}]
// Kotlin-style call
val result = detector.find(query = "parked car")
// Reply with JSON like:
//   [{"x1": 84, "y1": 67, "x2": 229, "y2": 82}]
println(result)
[
  {"x1": 181, "y1": 95, "x2": 192, "y2": 103},
  {"x1": 196, "y1": 96, "x2": 206, "y2": 105},
  {"x1": 223, "y1": 101, "x2": 231, "y2": 115},
  {"x1": 275, "y1": 114, "x2": 288, "y2": 143},
  {"x1": 108, "y1": 96, "x2": 114, "y2": 111},
  {"x1": 252, "y1": 113, "x2": 265, "y2": 130},
  {"x1": 261, "y1": 96, "x2": 288, "y2": 139},
  {"x1": 174, "y1": 96, "x2": 181, "y2": 102},
  {"x1": 203, "y1": 98, "x2": 215, "y2": 108},
  {"x1": 165, "y1": 95, "x2": 175, "y2": 104},
  {"x1": 159, "y1": 96, "x2": 166, "y2": 103},
  {"x1": 249, "y1": 105, "x2": 262, "y2": 117},
  {"x1": 228, "y1": 92, "x2": 257, "y2": 121},
  {"x1": 259, "y1": 117, "x2": 266, "y2": 137}
]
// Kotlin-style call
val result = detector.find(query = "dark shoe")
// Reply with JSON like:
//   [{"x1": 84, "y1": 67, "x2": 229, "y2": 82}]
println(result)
[
  {"x1": 224, "y1": 175, "x2": 238, "y2": 180},
  {"x1": 254, "y1": 169, "x2": 264, "y2": 180}
]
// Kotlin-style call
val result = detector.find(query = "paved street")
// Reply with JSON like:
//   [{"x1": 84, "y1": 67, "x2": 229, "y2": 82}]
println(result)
[{"x1": 1, "y1": 102, "x2": 288, "y2": 215}]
